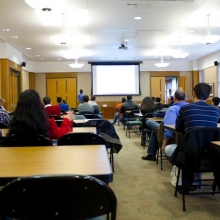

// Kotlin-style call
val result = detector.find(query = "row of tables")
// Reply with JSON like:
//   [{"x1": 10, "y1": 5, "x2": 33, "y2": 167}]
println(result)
[{"x1": 0, "y1": 120, "x2": 113, "y2": 185}]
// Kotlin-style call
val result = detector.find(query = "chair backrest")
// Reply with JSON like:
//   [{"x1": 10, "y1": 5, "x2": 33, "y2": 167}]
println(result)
[
  {"x1": 84, "y1": 114, "x2": 100, "y2": 119},
  {"x1": 0, "y1": 123, "x2": 8, "y2": 128},
  {"x1": 75, "y1": 114, "x2": 86, "y2": 119},
  {"x1": 0, "y1": 175, "x2": 117, "y2": 220},
  {"x1": 57, "y1": 132, "x2": 107, "y2": 146},
  {"x1": 170, "y1": 127, "x2": 220, "y2": 170},
  {"x1": 3, "y1": 134, "x2": 53, "y2": 147}
]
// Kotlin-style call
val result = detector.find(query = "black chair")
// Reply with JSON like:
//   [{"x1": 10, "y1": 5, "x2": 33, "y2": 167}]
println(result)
[
  {"x1": 83, "y1": 120, "x2": 123, "y2": 172},
  {"x1": 58, "y1": 132, "x2": 107, "y2": 146},
  {"x1": 0, "y1": 175, "x2": 117, "y2": 220},
  {"x1": 124, "y1": 110, "x2": 142, "y2": 138},
  {"x1": 84, "y1": 114, "x2": 100, "y2": 119},
  {"x1": 0, "y1": 123, "x2": 8, "y2": 128},
  {"x1": 3, "y1": 134, "x2": 53, "y2": 146},
  {"x1": 55, "y1": 120, "x2": 79, "y2": 128},
  {"x1": 140, "y1": 113, "x2": 153, "y2": 148},
  {"x1": 169, "y1": 127, "x2": 220, "y2": 211}
]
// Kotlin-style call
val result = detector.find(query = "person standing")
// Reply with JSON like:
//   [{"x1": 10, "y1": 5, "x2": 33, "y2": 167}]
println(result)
[{"x1": 78, "y1": 89, "x2": 84, "y2": 104}]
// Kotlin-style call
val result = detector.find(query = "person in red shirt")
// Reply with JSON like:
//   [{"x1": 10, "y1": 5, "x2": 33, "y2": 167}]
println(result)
[
  {"x1": 9, "y1": 90, "x2": 74, "y2": 140},
  {"x1": 43, "y1": 96, "x2": 61, "y2": 116}
]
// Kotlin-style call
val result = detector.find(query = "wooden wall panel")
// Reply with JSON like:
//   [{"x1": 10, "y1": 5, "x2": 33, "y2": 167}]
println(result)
[
  {"x1": 29, "y1": 72, "x2": 35, "y2": 89},
  {"x1": 150, "y1": 71, "x2": 180, "y2": 77}
]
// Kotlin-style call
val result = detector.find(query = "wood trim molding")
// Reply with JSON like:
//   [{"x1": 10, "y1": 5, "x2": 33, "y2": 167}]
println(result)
[{"x1": 149, "y1": 71, "x2": 180, "y2": 77}]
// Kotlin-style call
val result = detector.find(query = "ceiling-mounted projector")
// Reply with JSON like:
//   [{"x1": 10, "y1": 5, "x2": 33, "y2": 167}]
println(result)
[{"x1": 118, "y1": 43, "x2": 128, "y2": 50}]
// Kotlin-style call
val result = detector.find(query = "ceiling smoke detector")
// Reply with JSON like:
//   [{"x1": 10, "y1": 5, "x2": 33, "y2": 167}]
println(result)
[{"x1": 118, "y1": 43, "x2": 128, "y2": 50}]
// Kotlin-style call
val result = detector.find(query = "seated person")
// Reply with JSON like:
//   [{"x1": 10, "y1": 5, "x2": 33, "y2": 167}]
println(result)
[
  {"x1": 154, "y1": 97, "x2": 163, "y2": 110},
  {"x1": 140, "y1": 96, "x2": 157, "y2": 116},
  {"x1": 0, "y1": 98, "x2": 6, "y2": 110},
  {"x1": 169, "y1": 96, "x2": 174, "y2": 106},
  {"x1": 0, "y1": 107, "x2": 9, "y2": 127},
  {"x1": 212, "y1": 96, "x2": 220, "y2": 107},
  {"x1": 141, "y1": 90, "x2": 187, "y2": 161},
  {"x1": 43, "y1": 96, "x2": 61, "y2": 116},
  {"x1": 9, "y1": 90, "x2": 74, "y2": 140},
  {"x1": 57, "y1": 97, "x2": 69, "y2": 112},
  {"x1": 112, "y1": 97, "x2": 126, "y2": 125},
  {"x1": 119, "y1": 95, "x2": 139, "y2": 125},
  {"x1": 78, "y1": 95, "x2": 94, "y2": 114},
  {"x1": 88, "y1": 95, "x2": 103, "y2": 119}
]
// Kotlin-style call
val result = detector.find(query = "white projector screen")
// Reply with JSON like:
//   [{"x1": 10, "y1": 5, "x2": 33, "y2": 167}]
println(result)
[{"x1": 92, "y1": 64, "x2": 141, "y2": 96}]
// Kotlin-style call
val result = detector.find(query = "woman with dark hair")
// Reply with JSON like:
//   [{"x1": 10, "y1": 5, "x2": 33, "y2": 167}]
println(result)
[
  {"x1": 140, "y1": 96, "x2": 157, "y2": 116},
  {"x1": 9, "y1": 90, "x2": 74, "y2": 140}
]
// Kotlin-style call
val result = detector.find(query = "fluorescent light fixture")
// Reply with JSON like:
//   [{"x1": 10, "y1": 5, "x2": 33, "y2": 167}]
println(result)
[
  {"x1": 61, "y1": 49, "x2": 92, "y2": 59},
  {"x1": 170, "y1": 37, "x2": 189, "y2": 59},
  {"x1": 155, "y1": 55, "x2": 170, "y2": 68},
  {"x1": 199, "y1": 14, "x2": 220, "y2": 45},
  {"x1": 69, "y1": 59, "x2": 84, "y2": 68},
  {"x1": 199, "y1": 35, "x2": 220, "y2": 44},
  {"x1": 134, "y1": 17, "x2": 141, "y2": 20},
  {"x1": 155, "y1": 62, "x2": 170, "y2": 68},
  {"x1": 2, "y1": 29, "x2": 9, "y2": 31}
]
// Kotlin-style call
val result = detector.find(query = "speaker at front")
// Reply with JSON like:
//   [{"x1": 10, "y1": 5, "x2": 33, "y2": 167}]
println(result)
[{"x1": 21, "y1": 62, "x2": 26, "y2": 67}]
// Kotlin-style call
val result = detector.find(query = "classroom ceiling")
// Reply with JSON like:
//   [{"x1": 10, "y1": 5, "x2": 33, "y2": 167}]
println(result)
[{"x1": 0, "y1": 0, "x2": 220, "y2": 63}]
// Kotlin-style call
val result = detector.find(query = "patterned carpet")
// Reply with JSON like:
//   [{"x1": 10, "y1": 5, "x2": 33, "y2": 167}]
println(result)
[{"x1": 109, "y1": 124, "x2": 220, "y2": 220}]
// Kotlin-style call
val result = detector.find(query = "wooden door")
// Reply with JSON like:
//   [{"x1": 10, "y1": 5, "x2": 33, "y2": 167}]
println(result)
[
  {"x1": 47, "y1": 78, "x2": 77, "y2": 108},
  {"x1": 9, "y1": 70, "x2": 19, "y2": 112},
  {"x1": 178, "y1": 76, "x2": 188, "y2": 97},
  {"x1": 151, "y1": 77, "x2": 165, "y2": 103}
]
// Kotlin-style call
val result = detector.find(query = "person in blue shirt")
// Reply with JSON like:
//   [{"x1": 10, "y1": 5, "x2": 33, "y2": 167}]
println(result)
[
  {"x1": 78, "y1": 89, "x2": 84, "y2": 103},
  {"x1": 141, "y1": 89, "x2": 187, "y2": 161},
  {"x1": 57, "y1": 97, "x2": 69, "y2": 112}
]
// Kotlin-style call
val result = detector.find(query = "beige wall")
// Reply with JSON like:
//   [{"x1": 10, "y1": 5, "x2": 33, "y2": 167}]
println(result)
[
  {"x1": 204, "y1": 66, "x2": 218, "y2": 97},
  {"x1": 21, "y1": 69, "x2": 29, "y2": 92},
  {"x1": 35, "y1": 71, "x2": 191, "y2": 103},
  {"x1": 35, "y1": 71, "x2": 151, "y2": 103},
  {"x1": 35, "y1": 73, "x2": 46, "y2": 101}
]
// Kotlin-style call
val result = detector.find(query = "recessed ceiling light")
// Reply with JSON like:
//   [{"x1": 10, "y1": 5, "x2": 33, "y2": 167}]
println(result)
[
  {"x1": 124, "y1": 39, "x2": 129, "y2": 42},
  {"x1": 11, "y1": 36, "x2": 18, "y2": 38},
  {"x1": 2, "y1": 29, "x2": 10, "y2": 32},
  {"x1": 26, "y1": 47, "x2": 31, "y2": 50},
  {"x1": 57, "y1": 59, "x2": 61, "y2": 61},
  {"x1": 134, "y1": 17, "x2": 141, "y2": 20},
  {"x1": 41, "y1": 58, "x2": 44, "y2": 60},
  {"x1": 42, "y1": 8, "x2": 52, "y2": 12},
  {"x1": 35, "y1": 55, "x2": 40, "y2": 57}
]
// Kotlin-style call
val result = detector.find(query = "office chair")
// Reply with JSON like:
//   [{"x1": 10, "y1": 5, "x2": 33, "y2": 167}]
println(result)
[
  {"x1": 0, "y1": 123, "x2": 8, "y2": 128},
  {"x1": 170, "y1": 127, "x2": 220, "y2": 211},
  {"x1": 140, "y1": 113, "x2": 153, "y2": 148},
  {"x1": 3, "y1": 134, "x2": 53, "y2": 146},
  {"x1": 0, "y1": 175, "x2": 117, "y2": 220},
  {"x1": 124, "y1": 110, "x2": 142, "y2": 138},
  {"x1": 58, "y1": 132, "x2": 107, "y2": 146}
]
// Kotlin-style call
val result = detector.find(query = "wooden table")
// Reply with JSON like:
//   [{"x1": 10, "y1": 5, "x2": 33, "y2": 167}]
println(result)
[
  {"x1": 164, "y1": 123, "x2": 220, "y2": 132},
  {"x1": 0, "y1": 145, "x2": 113, "y2": 185},
  {"x1": 73, "y1": 127, "x2": 96, "y2": 133},
  {"x1": 0, "y1": 128, "x2": 9, "y2": 137}
]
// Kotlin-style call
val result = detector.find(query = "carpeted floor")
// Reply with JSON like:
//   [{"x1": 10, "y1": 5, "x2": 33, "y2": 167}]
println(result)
[{"x1": 109, "y1": 124, "x2": 220, "y2": 220}]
